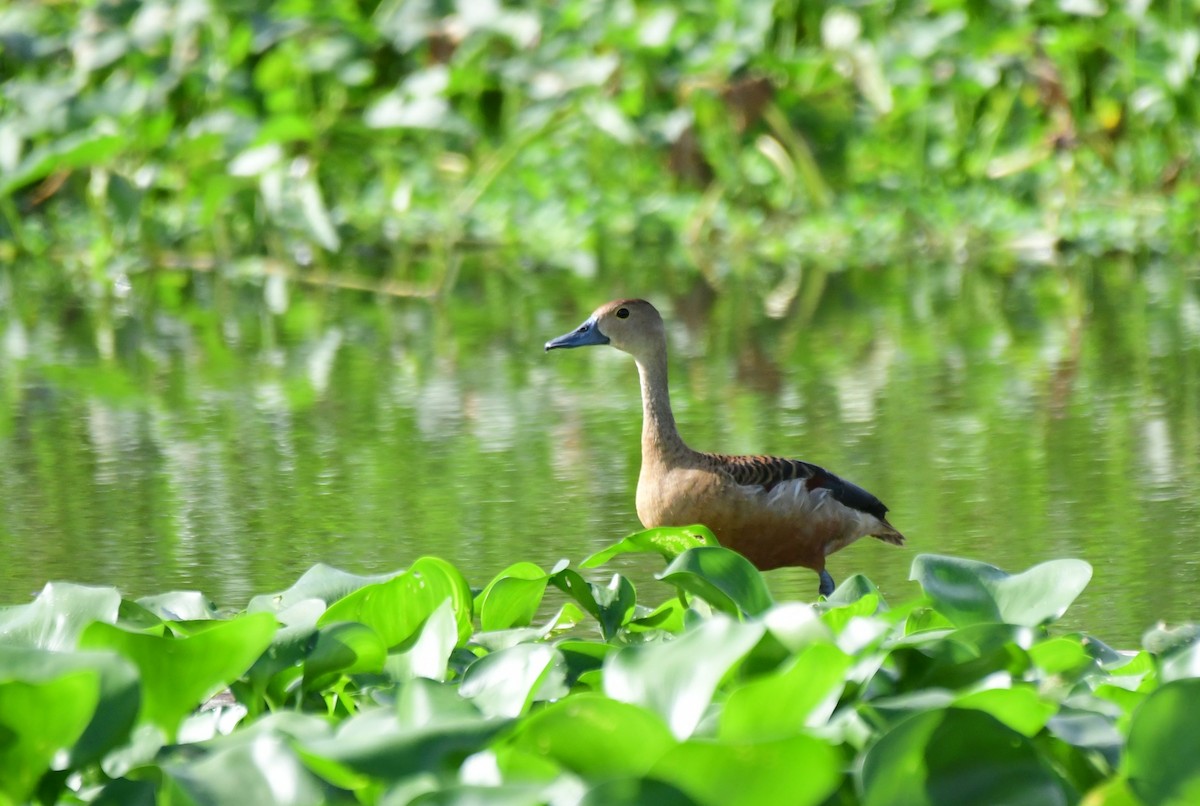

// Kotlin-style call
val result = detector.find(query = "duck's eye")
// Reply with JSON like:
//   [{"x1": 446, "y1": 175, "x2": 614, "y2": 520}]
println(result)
[{"x1": 616, "y1": 308, "x2": 630, "y2": 319}]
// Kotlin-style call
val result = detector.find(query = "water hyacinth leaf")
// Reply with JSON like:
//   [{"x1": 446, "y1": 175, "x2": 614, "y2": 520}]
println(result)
[
  {"x1": 0, "y1": 669, "x2": 101, "y2": 804},
  {"x1": 861, "y1": 708, "x2": 1072, "y2": 806},
  {"x1": 78, "y1": 612, "x2": 278, "y2": 739},
  {"x1": 825, "y1": 574, "x2": 882, "y2": 607},
  {"x1": 650, "y1": 735, "x2": 842, "y2": 806},
  {"x1": 302, "y1": 621, "x2": 387, "y2": 691},
  {"x1": 300, "y1": 705, "x2": 508, "y2": 782},
  {"x1": 954, "y1": 686, "x2": 1057, "y2": 737},
  {"x1": 1046, "y1": 709, "x2": 1124, "y2": 767},
  {"x1": 628, "y1": 597, "x2": 687, "y2": 633},
  {"x1": 604, "y1": 615, "x2": 764, "y2": 738},
  {"x1": 135, "y1": 591, "x2": 218, "y2": 622},
  {"x1": 247, "y1": 564, "x2": 398, "y2": 615},
  {"x1": 386, "y1": 598, "x2": 459, "y2": 682},
  {"x1": 762, "y1": 602, "x2": 832, "y2": 652},
  {"x1": 163, "y1": 733, "x2": 331, "y2": 806},
  {"x1": 911, "y1": 554, "x2": 1092, "y2": 627},
  {"x1": 506, "y1": 693, "x2": 676, "y2": 779},
  {"x1": 319, "y1": 557, "x2": 473, "y2": 647},
  {"x1": 0, "y1": 582, "x2": 121, "y2": 650},
  {"x1": 1124, "y1": 678, "x2": 1200, "y2": 805},
  {"x1": 582, "y1": 525, "x2": 718, "y2": 567},
  {"x1": 459, "y1": 643, "x2": 568, "y2": 718},
  {"x1": 0, "y1": 647, "x2": 145, "y2": 771},
  {"x1": 658, "y1": 546, "x2": 774, "y2": 617},
  {"x1": 1029, "y1": 636, "x2": 1093, "y2": 675},
  {"x1": 720, "y1": 642, "x2": 853, "y2": 741},
  {"x1": 549, "y1": 569, "x2": 635, "y2": 640},
  {"x1": 476, "y1": 562, "x2": 550, "y2": 631}
]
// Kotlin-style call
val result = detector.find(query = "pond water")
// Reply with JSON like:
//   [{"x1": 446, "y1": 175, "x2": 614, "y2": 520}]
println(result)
[{"x1": 1, "y1": 255, "x2": 1198, "y2": 644}]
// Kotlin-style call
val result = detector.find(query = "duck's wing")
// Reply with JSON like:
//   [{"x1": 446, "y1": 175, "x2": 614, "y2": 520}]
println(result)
[{"x1": 707, "y1": 453, "x2": 892, "y2": 524}]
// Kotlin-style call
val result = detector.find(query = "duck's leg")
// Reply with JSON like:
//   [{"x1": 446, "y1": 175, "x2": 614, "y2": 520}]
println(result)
[{"x1": 818, "y1": 570, "x2": 835, "y2": 598}]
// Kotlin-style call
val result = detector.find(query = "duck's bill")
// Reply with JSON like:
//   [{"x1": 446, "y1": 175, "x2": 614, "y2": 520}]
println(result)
[{"x1": 544, "y1": 317, "x2": 610, "y2": 351}]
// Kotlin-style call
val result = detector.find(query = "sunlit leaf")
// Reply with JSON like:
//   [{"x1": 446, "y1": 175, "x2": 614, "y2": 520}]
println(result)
[
  {"x1": 549, "y1": 569, "x2": 635, "y2": 640},
  {"x1": 136, "y1": 591, "x2": 218, "y2": 622},
  {"x1": 459, "y1": 643, "x2": 568, "y2": 718},
  {"x1": 720, "y1": 642, "x2": 852, "y2": 740},
  {"x1": 319, "y1": 557, "x2": 472, "y2": 647},
  {"x1": 954, "y1": 686, "x2": 1057, "y2": 737},
  {"x1": 299, "y1": 704, "x2": 506, "y2": 783},
  {"x1": 79, "y1": 612, "x2": 278, "y2": 739},
  {"x1": 248, "y1": 564, "x2": 397, "y2": 615},
  {"x1": 163, "y1": 733, "x2": 332, "y2": 806},
  {"x1": 604, "y1": 615, "x2": 764, "y2": 738},
  {"x1": 302, "y1": 621, "x2": 387, "y2": 691},
  {"x1": 0, "y1": 669, "x2": 100, "y2": 804},
  {"x1": 476, "y1": 562, "x2": 550, "y2": 631},
  {"x1": 582, "y1": 525, "x2": 717, "y2": 568},
  {"x1": 650, "y1": 735, "x2": 842, "y2": 806},
  {"x1": 0, "y1": 582, "x2": 121, "y2": 650},
  {"x1": 507, "y1": 693, "x2": 676, "y2": 779},
  {"x1": 911, "y1": 554, "x2": 1092, "y2": 627},
  {"x1": 658, "y1": 546, "x2": 774, "y2": 617}
]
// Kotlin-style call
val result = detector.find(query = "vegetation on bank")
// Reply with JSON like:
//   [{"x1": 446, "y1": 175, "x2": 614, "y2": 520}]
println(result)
[
  {"x1": 2, "y1": 0, "x2": 1198, "y2": 286},
  {"x1": 0, "y1": 525, "x2": 1196, "y2": 805}
]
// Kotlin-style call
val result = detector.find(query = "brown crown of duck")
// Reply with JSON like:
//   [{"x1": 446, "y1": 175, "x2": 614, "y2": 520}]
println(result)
[{"x1": 546, "y1": 298, "x2": 904, "y2": 598}]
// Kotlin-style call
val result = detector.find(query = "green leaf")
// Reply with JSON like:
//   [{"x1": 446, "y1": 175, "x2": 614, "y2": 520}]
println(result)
[
  {"x1": 1029, "y1": 636, "x2": 1093, "y2": 675},
  {"x1": 386, "y1": 598, "x2": 459, "y2": 682},
  {"x1": 720, "y1": 642, "x2": 853, "y2": 740},
  {"x1": 658, "y1": 546, "x2": 774, "y2": 617},
  {"x1": 507, "y1": 693, "x2": 676, "y2": 779},
  {"x1": 910, "y1": 554, "x2": 1092, "y2": 627},
  {"x1": 79, "y1": 612, "x2": 278, "y2": 739},
  {"x1": 650, "y1": 735, "x2": 842, "y2": 806},
  {"x1": 459, "y1": 644, "x2": 567, "y2": 718},
  {"x1": 299, "y1": 703, "x2": 506, "y2": 783},
  {"x1": 0, "y1": 668, "x2": 101, "y2": 804},
  {"x1": 136, "y1": 591, "x2": 218, "y2": 622},
  {"x1": 0, "y1": 582, "x2": 121, "y2": 650},
  {"x1": 163, "y1": 733, "x2": 332, "y2": 806},
  {"x1": 319, "y1": 557, "x2": 473, "y2": 647},
  {"x1": 302, "y1": 621, "x2": 387, "y2": 691},
  {"x1": 247, "y1": 564, "x2": 397, "y2": 615},
  {"x1": 861, "y1": 708, "x2": 1072, "y2": 806},
  {"x1": 476, "y1": 562, "x2": 550, "y2": 631},
  {"x1": 549, "y1": 569, "x2": 636, "y2": 640},
  {"x1": 954, "y1": 686, "x2": 1057, "y2": 737},
  {"x1": 1124, "y1": 678, "x2": 1200, "y2": 805},
  {"x1": 604, "y1": 615, "x2": 764, "y2": 738},
  {"x1": 582, "y1": 525, "x2": 718, "y2": 567}
]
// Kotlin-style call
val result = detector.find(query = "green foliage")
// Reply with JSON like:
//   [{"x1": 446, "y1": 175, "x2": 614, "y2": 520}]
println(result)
[
  {"x1": 1, "y1": 0, "x2": 1196, "y2": 279},
  {"x1": 0, "y1": 527, "x2": 1195, "y2": 803}
]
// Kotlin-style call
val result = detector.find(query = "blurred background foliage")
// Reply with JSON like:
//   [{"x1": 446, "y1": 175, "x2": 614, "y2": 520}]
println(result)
[{"x1": 1, "y1": 0, "x2": 1197, "y2": 287}]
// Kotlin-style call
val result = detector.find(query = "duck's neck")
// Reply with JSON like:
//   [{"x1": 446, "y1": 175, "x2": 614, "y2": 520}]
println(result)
[{"x1": 635, "y1": 347, "x2": 688, "y2": 465}]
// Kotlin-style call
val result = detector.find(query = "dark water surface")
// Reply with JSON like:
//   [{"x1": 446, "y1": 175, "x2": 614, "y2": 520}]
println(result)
[{"x1": 2, "y1": 257, "x2": 1197, "y2": 644}]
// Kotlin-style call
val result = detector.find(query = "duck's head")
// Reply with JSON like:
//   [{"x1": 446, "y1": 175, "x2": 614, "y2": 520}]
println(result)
[{"x1": 544, "y1": 299, "x2": 665, "y2": 359}]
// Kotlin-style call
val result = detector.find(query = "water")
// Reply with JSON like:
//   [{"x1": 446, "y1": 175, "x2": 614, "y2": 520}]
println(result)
[{"x1": 1, "y1": 256, "x2": 1197, "y2": 645}]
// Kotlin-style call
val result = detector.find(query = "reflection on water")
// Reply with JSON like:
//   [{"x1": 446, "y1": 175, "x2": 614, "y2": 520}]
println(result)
[{"x1": 1, "y1": 256, "x2": 1197, "y2": 644}]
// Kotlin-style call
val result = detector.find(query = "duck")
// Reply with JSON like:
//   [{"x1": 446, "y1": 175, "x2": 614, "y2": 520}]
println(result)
[{"x1": 545, "y1": 298, "x2": 904, "y2": 597}]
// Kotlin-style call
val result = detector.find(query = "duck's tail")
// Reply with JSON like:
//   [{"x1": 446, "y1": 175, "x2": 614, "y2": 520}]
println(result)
[{"x1": 871, "y1": 520, "x2": 906, "y2": 546}]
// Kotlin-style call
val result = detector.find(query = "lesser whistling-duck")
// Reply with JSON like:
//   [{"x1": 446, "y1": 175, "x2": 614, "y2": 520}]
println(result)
[{"x1": 545, "y1": 298, "x2": 904, "y2": 597}]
